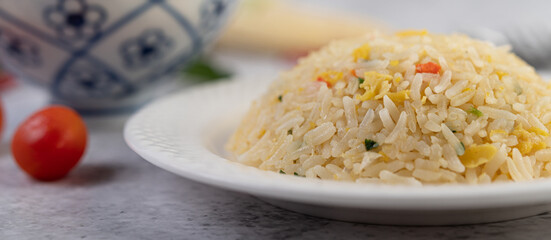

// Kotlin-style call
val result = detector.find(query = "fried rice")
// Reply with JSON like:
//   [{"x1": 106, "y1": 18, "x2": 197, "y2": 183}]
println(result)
[{"x1": 226, "y1": 30, "x2": 551, "y2": 185}]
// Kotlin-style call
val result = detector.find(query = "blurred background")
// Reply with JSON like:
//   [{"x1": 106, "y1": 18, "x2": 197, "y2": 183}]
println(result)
[
  {"x1": 2, "y1": 0, "x2": 551, "y2": 137},
  {"x1": 210, "y1": 0, "x2": 551, "y2": 88},
  {"x1": 0, "y1": 0, "x2": 549, "y2": 144},
  {"x1": 1, "y1": 0, "x2": 551, "y2": 137}
]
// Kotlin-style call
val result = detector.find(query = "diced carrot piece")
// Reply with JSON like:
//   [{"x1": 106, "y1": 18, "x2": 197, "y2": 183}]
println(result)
[
  {"x1": 349, "y1": 69, "x2": 357, "y2": 77},
  {"x1": 415, "y1": 62, "x2": 441, "y2": 74},
  {"x1": 317, "y1": 77, "x2": 331, "y2": 87}
]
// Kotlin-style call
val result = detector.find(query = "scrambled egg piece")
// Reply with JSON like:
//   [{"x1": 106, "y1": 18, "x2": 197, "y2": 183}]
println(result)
[
  {"x1": 512, "y1": 125, "x2": 548, "y2": 154},
  {"x1": 528, "y1": 127, "x2": 549, "y2": 137},
  {"x1": 495, "y1": 71, "x2": 508, "y2": 79},
  {"x1": 357, "y1": 72, "x2": 393, "y2": 101},
  {"x1": 394, "y1": 76, "x2": 402, "y2": 84},
  {"x1": 489, "y1": 126, "x2": 548, "y2": 155},
  {"x1": 316, "y1": 71, "x2": 343, "y2": 86},
  {"x1": 395, "y1": 29, "x2": 428, "y2": 37},
  {"x1": 489, "y1": 129, "x2": 508, "y2": 137},
  {"x1": 357, "y1": 72, "x2": 408, "y2": 103},
  {"x1": 459, "y1": 144, "x2": 497, "y2": 168},
  {"x1": 353, "y1": 43, "x2": 371, "y2": 62},
  {"x1": 386, "y1": 90, "x2": 410, "y2": 104}
]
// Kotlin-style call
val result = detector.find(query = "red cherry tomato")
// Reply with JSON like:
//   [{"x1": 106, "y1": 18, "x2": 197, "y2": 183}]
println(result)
[{"x1": 11, "y1": 105, "x2": 87, "y2": 181}]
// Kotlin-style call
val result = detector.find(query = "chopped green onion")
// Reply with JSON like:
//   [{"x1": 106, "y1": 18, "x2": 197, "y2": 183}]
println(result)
[
  {"x1": 358, "y1": 77, "x2": 364, "y2": 85},
  {"x1": 287, "y1": 128, "x2": 293, "y2": 135},
  {"x1": 468, "y1": 106, "x2": 483, "y2": 117},
  {"x1": 294, "y1": 172, "x2": 299, "y2": 176},
  {"x1": 364, "y1": 139, "x2": 379, "y2": 151},
  {"x1": 278, "y1": 95, "x2": 282, "y2": 102},
  {"x1": 181, "y1": 57, "x2": 231, "y2": 81},
  {"x1": 451, "y1": 130, "x2": 457, "y2": 133},
  {"x1": 279, "y1": 170, "x2": 286, "y2": 174}
]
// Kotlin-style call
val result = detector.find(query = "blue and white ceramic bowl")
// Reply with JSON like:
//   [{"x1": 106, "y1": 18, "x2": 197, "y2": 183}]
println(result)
[{"x1": 0, "y1": 0, "x2": 236, "y2": 112}]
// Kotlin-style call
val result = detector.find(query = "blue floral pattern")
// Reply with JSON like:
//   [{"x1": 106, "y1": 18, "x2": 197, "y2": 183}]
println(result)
[
  {"x1": 120, "y1": 29, "x2": 172, "y2": 69},
  {"x1": 200, "y1": 0, "x2": 227, "y2": 34},
  {"x1": 0, "y1": 0, "x2": 237, "y2": 110},
  {"x1": 0, "y1": 27, "x2": 41, "y2": 67},
  {"x1": 44, "y1": 0, "x2": 107, "y2": 40},
  {"x1": 57, "y1": 62, "x2": 130, "y2": 99}
]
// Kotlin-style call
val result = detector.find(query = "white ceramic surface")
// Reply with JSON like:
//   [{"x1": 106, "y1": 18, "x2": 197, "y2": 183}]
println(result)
[
  {"x1": 0, "y1": 0, "x2": 236, "y2": 111},
  {"x1": 124, "y1": 79, "x2": 551, "y2": 225}
]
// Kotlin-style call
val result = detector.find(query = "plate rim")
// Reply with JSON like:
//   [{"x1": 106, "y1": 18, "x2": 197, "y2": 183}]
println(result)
[{"x1": 124, "y1": 79, "x2": 551, "y2": 211}]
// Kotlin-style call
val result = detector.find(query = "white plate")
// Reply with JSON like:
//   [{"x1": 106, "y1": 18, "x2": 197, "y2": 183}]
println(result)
[{"x1": 124, "y1": 79, "x2": 551, "y2": 225}]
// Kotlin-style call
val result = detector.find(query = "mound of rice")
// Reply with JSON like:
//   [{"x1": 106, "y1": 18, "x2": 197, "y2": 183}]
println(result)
[{"x1": 226, "y1": 30, "x2": 551, "y2": 185}]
